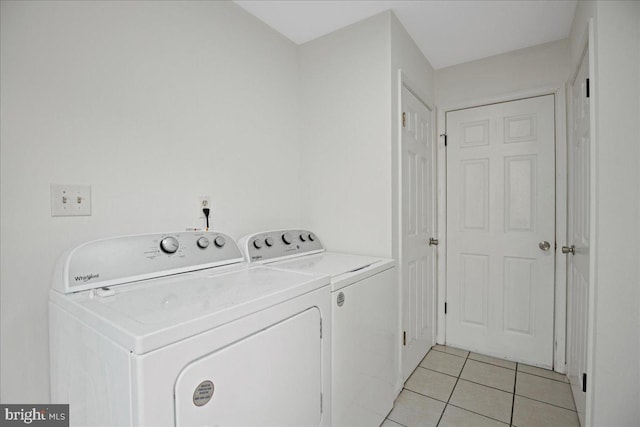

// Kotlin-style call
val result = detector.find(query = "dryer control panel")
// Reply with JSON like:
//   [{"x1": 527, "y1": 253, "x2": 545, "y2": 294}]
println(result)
[
  {"x1": 240, "y1": 229, "x2": 324, "y2": 263},
  {"x1": 52, "y1": 231, "x2": 244, "y2": 294}
]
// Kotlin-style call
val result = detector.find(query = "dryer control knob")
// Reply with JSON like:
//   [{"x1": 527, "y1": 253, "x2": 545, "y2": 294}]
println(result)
[
  {"x1": 265, "y1": 237, "x2": 274, "y2": 247},
  {"x1": 308, "y1": 233, "x2": 316, "y2": 242},
  {"x1": 197, "y1": 237, "x2": 210, "y2": 249},
  {"x1": 253, "y1": 239, "x2": 264, "y2": 249},
  {"x1": 160, "y1": 236, "x2": 179, "y2": 254},
  {"x1": 282, "y1": 232, "x2": 293, "y2": 245},
  {"x1": 299, "y1": 233, "x2": 307, "y2": 242},
  {"x1": 214, "y1": 236, "x2": 226, "y2": 248}
]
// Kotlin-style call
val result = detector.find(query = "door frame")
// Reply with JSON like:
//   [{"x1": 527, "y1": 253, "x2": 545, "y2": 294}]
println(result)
[
  {"x1": 396, "y1": 69, "x2": 437, "y2": 382},
  {"x1": 436, "y1": 85, "x2": 568, "y2": 372}
]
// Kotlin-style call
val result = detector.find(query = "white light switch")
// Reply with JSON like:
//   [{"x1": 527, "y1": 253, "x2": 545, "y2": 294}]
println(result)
[{"x1": 51, "y1": 184, "x2": 92, "y2": 216}]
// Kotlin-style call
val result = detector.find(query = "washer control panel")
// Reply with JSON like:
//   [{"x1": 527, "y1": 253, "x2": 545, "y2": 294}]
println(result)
[
  {"x1": 53, "y1": 231, "x2": 243, "y2": 294},
  {"x1": 243, "y1": 229, "x2": 323, "y2": 262}
]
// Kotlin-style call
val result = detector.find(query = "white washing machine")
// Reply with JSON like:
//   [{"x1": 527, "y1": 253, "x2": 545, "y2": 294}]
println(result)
[
  {"x1": 49, "y1": 231, "x2": 332, "y2": 427},
  {"x1": 238, "y1": 230, "x2": 398, "y2": 427}
]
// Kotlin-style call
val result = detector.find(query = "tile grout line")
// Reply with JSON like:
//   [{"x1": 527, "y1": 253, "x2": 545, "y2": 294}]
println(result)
[
  {"x1": 433, "y1": 347, "x2": 570, "y2": 384},
  {"x1": 515, "y1": 366, "x2": 577, "y2": 412},
  {"x1": 510, "y1": 363, "x2": 518, "y2": 426},
  {"x1": 404, "y1": 379, "x2": 522, "y2": 408},
  {"x1": 517, "y1": 369, "x2": 571, "y2": 384},
  {"x1": 435, "y1": 348, "x2": 470, "y2": 427},
  {"x1": 513, "y1": 392, "x2": 578, "y2": 412},
  {"x1": 465, "y1": 358, "x2": 516, "y2": 371},
  {"x1": 432, "y1": 349, "x2": 514, "y2": 425},
  {"x1": 416, "y1": 365, "x2": 463, "y2": 380},
  {"x1": 402, "y1": 347, "x2": 574, "y2": 427},
  {"x1": 417, "y1": 359, "x2": 515, "y2": 395},
  {"x1": 430, "y1": 346, "x2": 468, "y2": 358},
  {"x1": 401, "y1": 386, "x2": 450, "y2": 405},
  {"x1": 386, "y1": 388, "x2": 410, "y2": 427},
  {"x1": 447, "y1": 377, "x2": 514, "y2": 395},
  {"x1": 446, "y1": 403, "x2": 512, "y2": 426},
  {"x1": 389, "y1": 346, "x2": 465, "y2": 427}
]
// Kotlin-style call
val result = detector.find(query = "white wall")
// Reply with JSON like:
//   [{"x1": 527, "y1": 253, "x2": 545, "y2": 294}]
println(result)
[
  {"x1": 569, "y1": 1, "x2": 640, "y2": 425},
  {"x1": 435, "y1": 39, "x2": 569, "y2": 107},
  {"x1": 0, "y1": 1, "x2": 301, "y2": 402},
  {"x1": 298, "y1": 11, "x2": 434, "y2": 259},
  {"x1": 298, "y1": 12, "x2": 393, "y2": 258}
]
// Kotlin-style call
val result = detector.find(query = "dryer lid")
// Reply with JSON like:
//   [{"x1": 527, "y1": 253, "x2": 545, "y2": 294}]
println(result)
[{"x1": 50, "y1": 265, "x2": 330, "y2": 354}]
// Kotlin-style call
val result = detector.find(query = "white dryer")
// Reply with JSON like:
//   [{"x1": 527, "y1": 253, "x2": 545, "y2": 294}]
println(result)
[
  {"x1": 49, "y1": 231, "x2": 332, "y2": 427},
  {"x1": 238, "y1": 230, "x2": 398, "y2": 427}
]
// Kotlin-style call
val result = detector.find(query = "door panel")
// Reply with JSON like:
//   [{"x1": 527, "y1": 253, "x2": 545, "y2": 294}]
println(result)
[
  {"x1": 174, "y1": 308, "x2": 322, "y2": 427},
  {"x1": 401, "y1": 86, "x2": 436, "y2": 380},
  {"x1": 446, "y1": 95, "x2": 556, "y2": 367},
  {"x1": 567, "y1": 51, "x2": 590, "y2": 426}
]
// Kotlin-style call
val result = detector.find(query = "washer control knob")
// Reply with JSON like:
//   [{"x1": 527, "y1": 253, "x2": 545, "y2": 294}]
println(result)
[
  {"x1": 282, "y1": 232, "x2": 293, "y2": 245},
  {"x1": 197, "y1": 237, "x2": 210, "y2": 249},
  {"x1": 299, "y1": 233, "x2": 307, "y2": 242},
  {"x1": 214, "y1": 236, "x2": 226, "y2": 248},
  {"x1": 160, "y1": 236, "x2": 179, "y2": 254},
  {"x1": 308, "y1": 233, "x2": 316, "y2": 242},
  {"x1": 253, "y1": 239, "x2": 264, "y2": 249},
  {"x1": 265, "y1": 237, "x2": 274, "y2": 247}
]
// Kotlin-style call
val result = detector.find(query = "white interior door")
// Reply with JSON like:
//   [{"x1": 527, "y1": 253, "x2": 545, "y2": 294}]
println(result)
[
  {"x1": 400, "y1": 85, "x2": 437, "y2": 381},
  {"x1": 446, "y1": 95, "x2": 556, "y2": 367},
  {"x1": 567, "y1": 51, "x2": 590, "y2": 426}
]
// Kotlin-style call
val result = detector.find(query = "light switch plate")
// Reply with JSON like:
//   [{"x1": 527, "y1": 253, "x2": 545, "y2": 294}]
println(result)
[{"x1": 51, "y1": 184, "x2": 92, "y2": 216}]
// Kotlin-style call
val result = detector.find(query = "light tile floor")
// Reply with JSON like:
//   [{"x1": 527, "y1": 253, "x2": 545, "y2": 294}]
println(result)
[{"x1": 383, "y1": 345, "x2": 579, "y2": 427}]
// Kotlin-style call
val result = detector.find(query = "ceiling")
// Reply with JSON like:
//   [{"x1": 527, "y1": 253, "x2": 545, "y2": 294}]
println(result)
[{"x1": 234, "y1": 0, "x2": 577, "y2": 70}]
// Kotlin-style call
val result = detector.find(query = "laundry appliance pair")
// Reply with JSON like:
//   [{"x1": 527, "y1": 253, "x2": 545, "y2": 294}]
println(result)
[{"x1": 50, "y1": 229, "x2": 398, "y2": 426}]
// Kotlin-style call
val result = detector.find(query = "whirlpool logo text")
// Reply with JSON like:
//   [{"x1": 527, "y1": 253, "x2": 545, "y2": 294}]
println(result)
[{"x1": 74, "y1": 273, "x2": 99, "y2": 282}]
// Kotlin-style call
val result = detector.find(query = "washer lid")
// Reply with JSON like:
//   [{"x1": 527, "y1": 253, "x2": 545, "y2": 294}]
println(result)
[
  {"x1": 269, "y1": 252, "x2": 395, "y2": 291},
  {"x1": 49, "y1": 265, "x2": 330, "y2": 354}
]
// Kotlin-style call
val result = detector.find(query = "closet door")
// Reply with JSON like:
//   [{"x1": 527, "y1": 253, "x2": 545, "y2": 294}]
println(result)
[{"x1": 446, "y1": 95, "x2": 556, "y2": 367}]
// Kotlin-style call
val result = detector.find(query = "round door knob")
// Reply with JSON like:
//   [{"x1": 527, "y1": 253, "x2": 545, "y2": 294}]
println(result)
[
  {"x1": 253, "y1": 239, "x2": 263, "y2": 249},
  {"x1": 299, "y1": 233, "x2": 307, "y2": 242},
  {"x1": 160, "y1": 236, "x2": 179, "y2": 254},
  {"x1": 282, "y1": 232, "x2": 293, "y2": 245},
  {"x1": 265, "y1": 237, "x2": 274, "y2": 247},
  {"x1": 197, "y1": 237, "x2": 210, "y2": 249},
  {"x1": 214, "y1": 236, "x2": 226, "y2": 248},
  {"x1": 539, "y1": 241, "x2": 551, "y2": 251},
  {"x1": 308, "y1": 233, "x2": 315, "y2": 242}
]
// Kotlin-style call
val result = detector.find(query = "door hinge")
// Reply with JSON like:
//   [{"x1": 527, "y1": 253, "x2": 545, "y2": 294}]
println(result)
[
  {"x1": 403, "y1": 331, "x2": 406, "y2": 346},
  {"x1": 320, "y1": 318, "x2": 323, "y2": 339},
  {"x1": 582, "y1": 373, "x2": 587, "y2": 392},
  {"x1": 440, "y1": 133, "x2": 447, "y2": 146},
  {"x1": 402, "y1": 112, "x2": 406, "y2": 128},
  {"x1": 445, "y1": 302, "x2": 448, "y2": 314},
  {"x1": 586, "y1": 78, "x2": 590, "y2": 98},
  {"x1": 320, "y1": 392, "x2": 323, "y2": 413}
]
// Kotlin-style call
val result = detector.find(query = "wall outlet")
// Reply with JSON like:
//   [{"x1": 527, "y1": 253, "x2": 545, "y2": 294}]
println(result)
[
  {"x1": 51, "y1": 184, "x2": 92, "y2": 216},
  {"x1": 198, "y1": 196, "x2": 211, "y2": 219}
]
